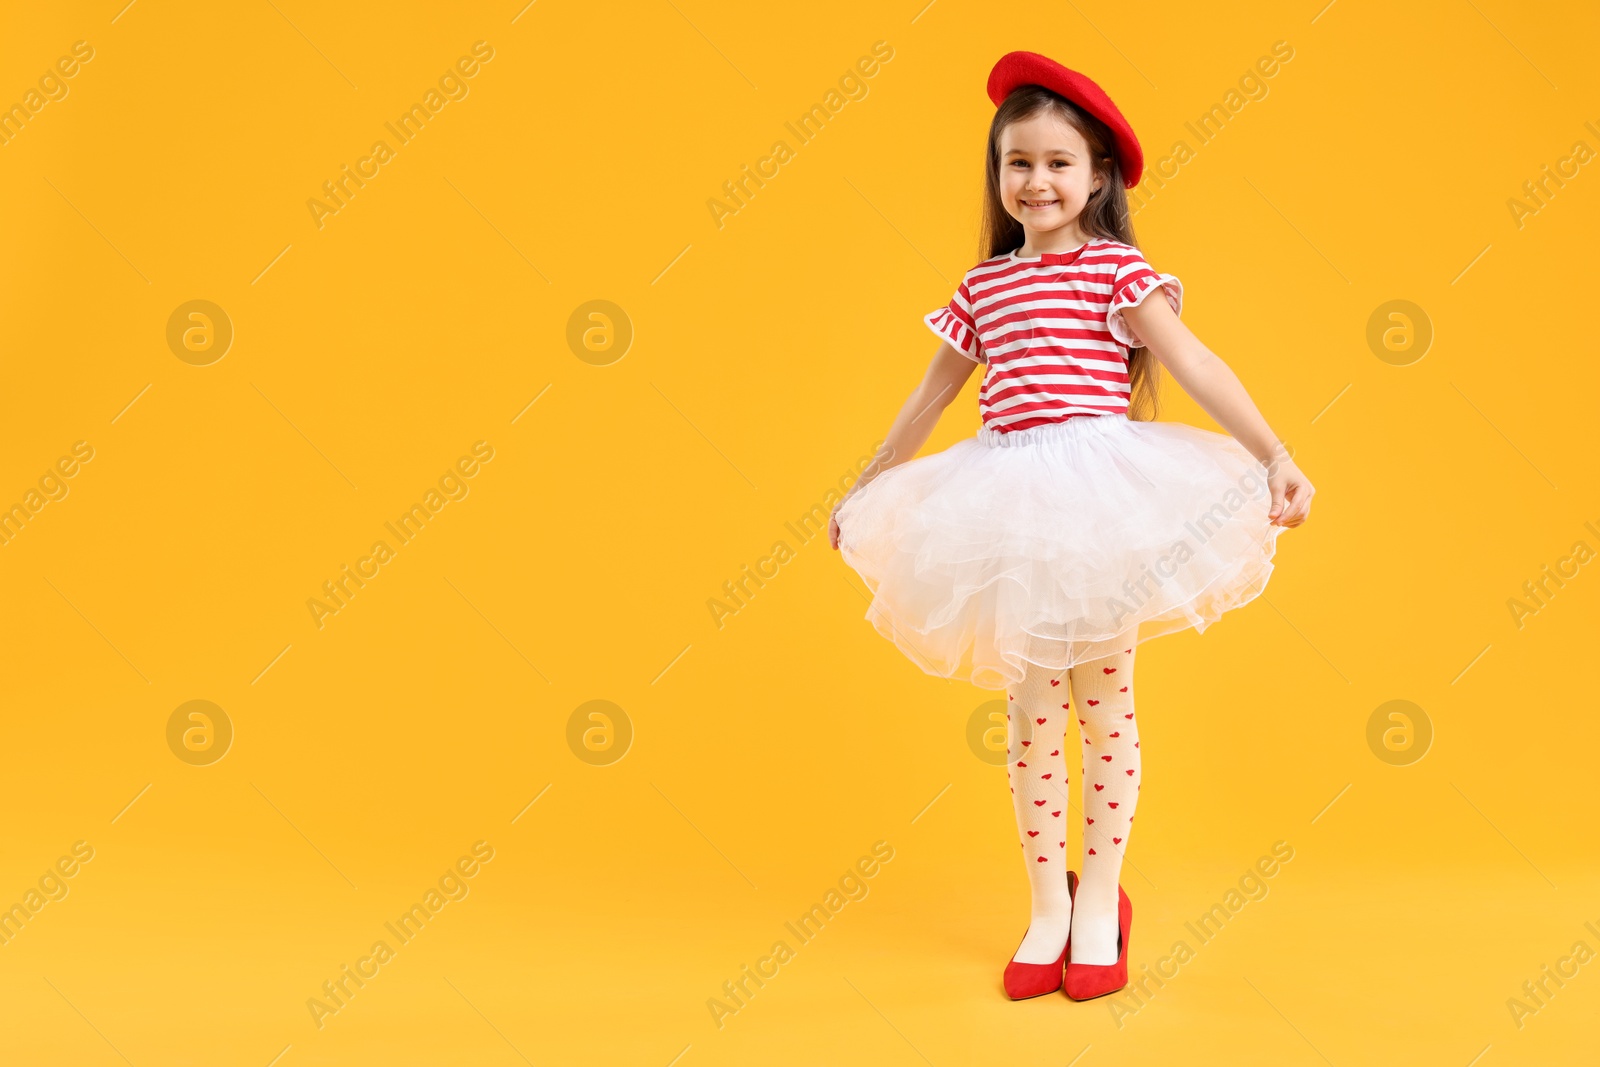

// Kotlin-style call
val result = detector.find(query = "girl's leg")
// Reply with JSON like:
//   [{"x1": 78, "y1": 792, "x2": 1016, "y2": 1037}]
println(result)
[
  {"x1": 1068, "y1": 638, "x2": 1140, "y2": 965},
  {"x1": 1005, "y1": 659, "x2": 1074, "y2": 964}
]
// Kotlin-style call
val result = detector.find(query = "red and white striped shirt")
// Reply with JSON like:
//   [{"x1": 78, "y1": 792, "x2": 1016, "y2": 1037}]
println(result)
[{"x1": 924, "y1": 239, "x2": 1183, "y2": 434}]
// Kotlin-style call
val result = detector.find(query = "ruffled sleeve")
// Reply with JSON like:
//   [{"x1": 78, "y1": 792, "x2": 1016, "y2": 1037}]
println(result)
[
  {"x1": 1107, "y1": 249, "x2": 1183, "y2": 349},
  {"x1": 923, "y1": 276, "x2": 984, "y2": 364}
]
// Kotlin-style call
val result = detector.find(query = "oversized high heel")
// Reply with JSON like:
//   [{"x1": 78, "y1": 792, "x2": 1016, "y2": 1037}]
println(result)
[
  {"x1": 1063, "y1": 882, "x2": 1131, "y2": 1001},
  {"x1": 1003, "y1": 870, "x2": 1077, "y2": 1000}
]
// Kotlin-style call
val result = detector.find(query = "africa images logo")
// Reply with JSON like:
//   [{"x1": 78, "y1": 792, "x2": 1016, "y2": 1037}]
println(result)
[{"x1": 306, "y1": 441, "x2": 495, "y2": 629}]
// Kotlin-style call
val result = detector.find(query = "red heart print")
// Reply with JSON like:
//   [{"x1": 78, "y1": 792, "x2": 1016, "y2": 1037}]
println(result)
[
  {"x1": 1061, "y1": 703, "x2": 1070, "y2": 710},
  {"x1": 1088, "y1": 848, "x2": 1097, "y2": 855},
  {"x1": 1086, "y1": 817, "x2": 1094, "y2": 824},
  {"x1": 1109, "y1": 731, "x2": 1120, "y2": 738},
  {"x1": 1124, "y1": 713, "x2": 1134, "y2": 719},
  {"x1": 1041, "y1": 773, "x2": 1052, "y2": 779},
  {"x1": 1008, "y1": 695, "x2": 1013, "y2": 700},
  {"x1": 1050, "y1": 679, "x2": 1060, "y2": 686},
  {"x1": 1033, "y1": 800, "x2": 1046, "y2": 806},
  {"x1": 1120, "y1": 686, "x2": 1128, "y2": 693},
  {"x1": 1051, "y1": 810, "x2": 1061, "y2": 817},
  {"x1": 1018, "y1": 762, "x2": 1027, "y2": 767},
  {"x1": 1134, "y1": 742, "x2": 1139, "y2": 748},
  {"x1": 1036, "y1": 717, "x2": 1046, "y2": 725},
  {"x1": 1027, "y1": 830, "x2": 1039, "y2": 837},
  {"x1": 1113, "y1": 837, "x2": 1122, "y2": 844},
  {"x1": 1124, "y1": 648, "x2": 1131, "y2": 653},
  {"x1": 1021, "y1": 741, "x2": 1031, "y2": 747},
  {"x1": 1126, "y1": 769, "x2": 1135, "y2": 775},
  {"x1": 1108, "y1": 802, "x2": 1119, "y2": 808},
  {"x1": 1094, "y1": 784, "x2": 1104, "y2": 791},
  {"x1": 1086, "y1": 699, "x2": 1099, "y2": 706},
  {"x1": 1103, "y1": 667, "x2": 1116, "y2": 674},
  {"x1": 1059, "y1": 841, "x2": 1065, "y2": 847},
  {"x1": 1050, "y1": 749, "x2": 1059, "y2": 756},
  {"x1": 1078, "y1": 719, "x2": 1087, "y2": 726},
  {"x1": 1037, "y1": 856, "x2": 1048, "y2": 862},
  {"x1": 1101, "y1": 755, "x2": 1113, "y2": 762}
]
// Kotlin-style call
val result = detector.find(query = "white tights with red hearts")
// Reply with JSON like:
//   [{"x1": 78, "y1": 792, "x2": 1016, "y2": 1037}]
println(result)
[{"x1": 1006, "y1": 642, "x2": 1139, "y2": 967}]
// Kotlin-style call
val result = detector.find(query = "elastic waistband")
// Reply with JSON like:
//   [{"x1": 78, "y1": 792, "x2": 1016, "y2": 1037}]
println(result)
[{"x1": 978, "y1": 412, "x2": 1129, "y2": 448}]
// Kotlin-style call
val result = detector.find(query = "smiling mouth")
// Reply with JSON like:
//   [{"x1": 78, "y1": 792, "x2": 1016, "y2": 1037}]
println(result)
[{"x1": 1020, "y1": 198, "x2": 1059, "y2": 208}]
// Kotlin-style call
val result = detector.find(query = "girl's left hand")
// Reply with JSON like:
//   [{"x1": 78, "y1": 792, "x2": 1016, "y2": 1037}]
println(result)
[{"x1": 1266, "y1": 454, "x2": 1314, "y2": 528}]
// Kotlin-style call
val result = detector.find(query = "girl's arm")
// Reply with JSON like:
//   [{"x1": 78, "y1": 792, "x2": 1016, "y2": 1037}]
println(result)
[
  {"x1": 829, "y1": 344, "x2": 980, "y2": 550},
  {"x1": 1121, "y1": 295, "x2": 1315, "y2": 528}
]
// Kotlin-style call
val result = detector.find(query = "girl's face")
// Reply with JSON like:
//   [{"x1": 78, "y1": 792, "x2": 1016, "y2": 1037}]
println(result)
[{"x1": 998, "y1": 111, "x2": 1104, "y2": 242}]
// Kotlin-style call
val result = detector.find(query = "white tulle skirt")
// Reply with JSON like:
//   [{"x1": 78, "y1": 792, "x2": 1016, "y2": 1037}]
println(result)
[{"x1": 836, "y1": 413, "x2": 1284, "y2": 690}]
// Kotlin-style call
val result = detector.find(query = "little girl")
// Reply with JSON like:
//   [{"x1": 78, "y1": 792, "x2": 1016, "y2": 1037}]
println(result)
[{"x1": 829, "y1": 51, "x2": 1314, "y2": 1002}]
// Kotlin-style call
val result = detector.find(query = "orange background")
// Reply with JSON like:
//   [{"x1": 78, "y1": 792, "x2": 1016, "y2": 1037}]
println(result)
[{"x1": 1, "y1": 1, "x2": 1597, "y2": 1063}]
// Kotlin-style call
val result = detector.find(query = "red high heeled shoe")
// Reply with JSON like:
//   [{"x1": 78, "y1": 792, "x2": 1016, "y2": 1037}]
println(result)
[
  {"x1": 1003, "y1": 870, "x2": 1078, "y2": 1000},
  {"x1": 1063, "y1": 882, "x2": 1131, "y2": 1001}
]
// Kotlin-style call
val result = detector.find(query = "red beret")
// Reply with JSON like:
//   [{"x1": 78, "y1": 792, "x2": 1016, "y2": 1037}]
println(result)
[{"x1": 986, "y1": 51, "x2": 1144, "y2": 188}]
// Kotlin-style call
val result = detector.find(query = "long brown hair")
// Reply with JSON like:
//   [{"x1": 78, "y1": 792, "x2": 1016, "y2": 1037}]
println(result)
[{"x1": 978, "y1": 84, "x2": 1160, "y2": 421}]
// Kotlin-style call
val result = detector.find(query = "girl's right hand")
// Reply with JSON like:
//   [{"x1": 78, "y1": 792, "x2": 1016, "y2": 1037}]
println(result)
[{"x1": 1266, "y1": 455, "x2": 1315, "y2": 528}]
